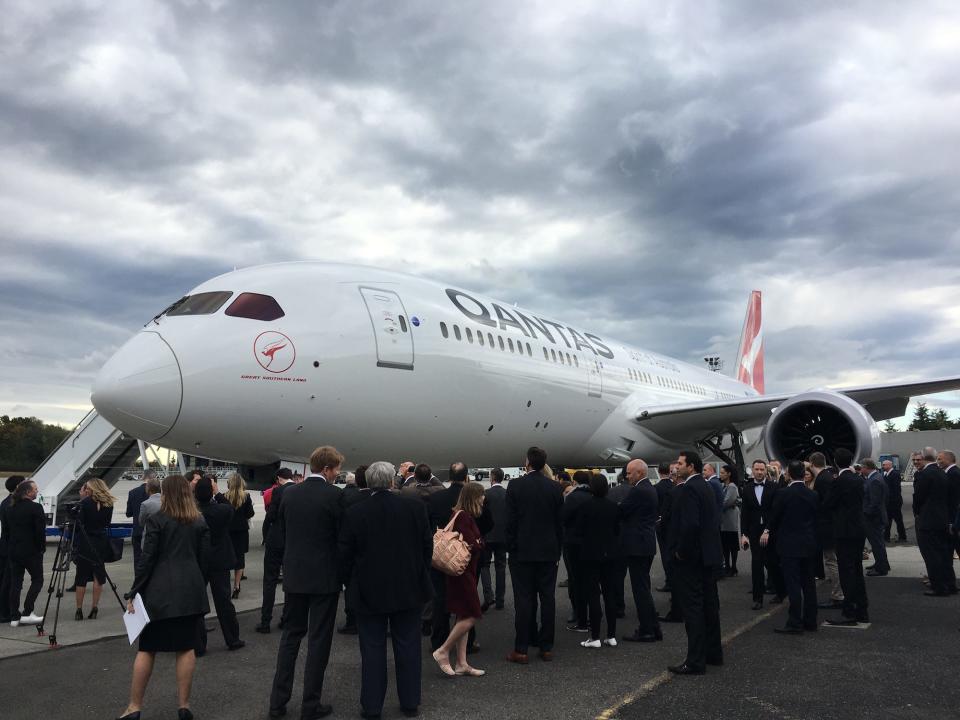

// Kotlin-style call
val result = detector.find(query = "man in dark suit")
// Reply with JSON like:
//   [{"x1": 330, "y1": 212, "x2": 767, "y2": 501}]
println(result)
[
  {"x1": 810, "y1": 453, "x2": 842, "y2": 609},
  {"x1": 937, "y1": 449, "x2": 960, "y2": 591},
  {"x1": 860, "y1": 459, "x2": 890, "y2": 576},
  {"x1": 339, "y1": 465, "x2": 371, "y2": 635},
  {"x1": 653, "y1": 462, "x2": 674, "y2": 590},
  {"x1": 505, "y1": 446, "x2": 564, "y2": 664},
  {"x1": 5, "y1": 480, "x2": 46, "y2": 625},
  {"x1": 269, "y1": 446, "x2": 346, "y2": 720},
  {"x1": 480, "y1": 468, "x2": 508, "y2": 612},
  {"x1": 740, "y1": 459, "x2": 781, "y2": 609},
  {"x1": 195, "y1": 476, "x2": 243, "y2": 653},
  {"x1": 620, "y1": 459, "x2": 662, "y2": 643},
  {"x1": 657, "y1": 466, "x2": 684, "y2": 622},
  {"x1": 825, "y1": 448, "x2": 870, "y2": 624},
  {"x1": 766, "y1": 461, "x2": 819, "y2": 633},
  {"x1": 915, "y1": 448, "x2": 955, "y2": 596},
  {"x1": 561, "y1": 470, "x2": 593, "y2": 631},
  {"x1": 0, "y1": 475, "x2": 24, "y2": 623},
  {"x1": 703, "y1": 463, "x2": 725, "y2": 517},
  {"x1": 882, "y1": 460, "x2": 906, "y2": 542},
  {"x1": 125, "y1": 471, "x2": 152, "y2": 568},
  {"x1": 339, "y1": 461, "x2": 432, "y2": 720},
  {"x1": 257, "y1": 467, "x2": 295, "y2": 633},
  {"x1": 666, "y1": 450, "x2": 722, "y2": 675}
]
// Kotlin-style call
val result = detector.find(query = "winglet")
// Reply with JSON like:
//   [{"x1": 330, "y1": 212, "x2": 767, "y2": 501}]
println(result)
[{"x1": 735, "y1": 290, "x2": 764, "y2": 394}]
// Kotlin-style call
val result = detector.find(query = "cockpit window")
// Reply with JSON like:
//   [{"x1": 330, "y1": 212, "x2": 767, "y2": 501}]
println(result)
[
  {"x1": 225, "y1": 292, "x2": 285, "y2": 321},
  {"x1": 164, "y1": 291, "x2": 234, "y2": 317}
]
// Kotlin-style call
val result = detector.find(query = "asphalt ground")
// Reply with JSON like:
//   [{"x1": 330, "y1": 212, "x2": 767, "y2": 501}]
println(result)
[{"x1": 1, "y1": 489, "x2": 958, "y2": 720}]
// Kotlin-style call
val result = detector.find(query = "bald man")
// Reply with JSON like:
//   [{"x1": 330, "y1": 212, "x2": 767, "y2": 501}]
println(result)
[{"x1": 619, "y1": 460, "x2": 663, "y2": 642}]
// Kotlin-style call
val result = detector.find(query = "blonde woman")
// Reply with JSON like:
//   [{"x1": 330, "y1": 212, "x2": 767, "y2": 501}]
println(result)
[
  {"x1": 75, "y1": 478, "x2": 115, "y2": 620},
  {"x1": 225, "y1": 473, "x2": 255, "y2": 597},
  {"x1": 118, "y1": 474, "x2": 210, "y2": 720},
  {"x1": 432, "y1": 482, "x2": 486, "y2": 677}
]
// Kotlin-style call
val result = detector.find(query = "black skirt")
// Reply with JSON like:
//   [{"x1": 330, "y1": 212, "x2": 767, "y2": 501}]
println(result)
[{"x1": 138, "y1": 614, "x2": 202, "y2": 653}]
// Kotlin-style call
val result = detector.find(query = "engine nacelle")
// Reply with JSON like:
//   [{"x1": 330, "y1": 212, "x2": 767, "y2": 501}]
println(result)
[{"x1": 763, "y1": 390, "x2": 880, "y2": 465}]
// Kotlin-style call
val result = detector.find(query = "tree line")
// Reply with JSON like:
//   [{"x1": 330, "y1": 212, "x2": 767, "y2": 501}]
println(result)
[{"x1": 0, "y1": 415, "x2": 72, "y2": 471}]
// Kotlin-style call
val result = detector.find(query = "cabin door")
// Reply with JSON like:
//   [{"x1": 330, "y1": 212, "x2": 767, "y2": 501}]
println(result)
[{"x1": 359, "y1": 287, "x2": 415, "y2": 370}]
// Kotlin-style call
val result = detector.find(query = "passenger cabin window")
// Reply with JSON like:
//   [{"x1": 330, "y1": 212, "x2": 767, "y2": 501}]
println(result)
[
  {"x1": 225, "y1": 293, "x2": 285, "y2": 321},
  {"x1": 478, "y1": 332, "x2": 485, "y2": 347},
  {"x1": 454, "y1": 325, "x2": 462, "y2": 341},
  {"x1": 164, "y1": 291, "x2": 233, "y2": 316},
  {"x1": 440, "y1": 322, "x2": 449, "y2": 338},
  {"x1": 466, "y1": 328, "x2": 474, "y2": 343}
]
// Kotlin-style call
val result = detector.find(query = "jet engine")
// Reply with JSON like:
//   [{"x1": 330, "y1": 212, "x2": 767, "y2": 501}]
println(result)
[{"x1": 763, "y1": 390, "x2": 880, "y2": 464}]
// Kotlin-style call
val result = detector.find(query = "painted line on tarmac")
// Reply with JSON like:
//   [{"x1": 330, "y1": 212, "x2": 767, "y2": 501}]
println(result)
[{"x1": 595, "y1": 604, "x2": 785, "y2": 720}]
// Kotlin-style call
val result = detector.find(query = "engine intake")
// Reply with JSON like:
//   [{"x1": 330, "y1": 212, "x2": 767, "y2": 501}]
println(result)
[{"x1": 763, "y1": 390, "x2": 880, "y2": 465}]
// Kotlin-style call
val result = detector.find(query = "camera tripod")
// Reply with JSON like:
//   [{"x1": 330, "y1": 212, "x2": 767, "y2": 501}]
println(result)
[{"x1": 37, "y1": 517, "x2": 125, "y2": 648}]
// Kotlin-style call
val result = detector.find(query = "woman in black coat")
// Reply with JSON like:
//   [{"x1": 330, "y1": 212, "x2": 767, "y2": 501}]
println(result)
[
  {"x1": 224, "y1": 473, "x2": 255, "y2": 598},
  {"x1": 74, "y1": 478, "x2": 115, "y2": 620},
  {"x1": 576, "y1": 473, "x2": 621, "y2": 648},
  {"x1": 117, "y1": 474, "x2": 210, "y2": 720}
]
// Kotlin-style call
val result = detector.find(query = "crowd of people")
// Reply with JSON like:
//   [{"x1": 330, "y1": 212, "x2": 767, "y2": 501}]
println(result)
[{"x1": 1, "y1": 440, "x2": 959, "y2": 720}]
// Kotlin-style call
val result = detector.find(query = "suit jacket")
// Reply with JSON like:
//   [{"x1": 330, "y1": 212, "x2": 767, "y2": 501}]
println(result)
[
  {"x1": 278, "y1": 477, "x2": 344, "y2": 594},
  {"x1": 505, "y1": 470, "x2": 563, "y2": 562},
  {"x1": 577, "y1": 496, "x2": 621, "y2": 562},
  {"x1": 812, "y1": 468, "x2": 835, "y2": 548},
  {"x1": 768, "y1": 482, "x2": 819, "y2": 558},
  {"x1": 3, "y1": 499, "x2": 46, "y2": 561},
  {"x1": 263, "y1": 481, "x2": 292, "y2": 549},
  {"x1": 342, "y1": 485, "x2": 372, "y2": 509},
  {"x1": 428, "y1": 483, "x2": 464, "y2": 531},
  {"x1": 199, "y1": 499, "x2": 236, "y2": 571},
  {"x1": 561, "y1": 485, "x2": 593, "y2": 546},
  {"x1": 913, "y1": 463, "x2": 950, "y2": 532},
  {"x1": 945, "y1": 465, "x2": 960, "y2": 523},
  {"x1": 654, "y1": 478, "x2": 672, "y2": 514},
  {"x1": 129, "y1": 511, "x2": 210, "y2": 620},
  {"x1": 825, "y1": 468, "x2": 866, "y2": 540},
  {"x1": 666, "y1": 475, "x2": 722, "y2": 568},
  {"x1": 0, "y1": 494, "x2": 13, "y2": 557},
  {"x1": 740, "y1": 480, "x2": 778, "y2": 539},
  {"x1": 607, "y1": 481, "x2": 631, "y2": 505},
  {"x1": 138, "y1": 494, "x2": 162, "y2": 547},
  {"x1": 338, "y1": 490, "x2": 433, "y2": 615},
  {"x1": 883, "y1": 468, "x2": 902, "y2": 505},
  {"x1": 483, "y1": 484, "x2": 508, "y2": 544},
  {"x1": 706, "y1": 475, "x2": 725, "y2": 514},
  {"x1": 126, "y1": 483, "x2": 149, "y2": 539},
  {"x1": 618, "y1": 478, "x2": 658, "y2": 557},
  {"x1": 400, "y1": 482, "x2": 444, "y2": 505},
  {"x1": 862, "y1": 471, "x2": 888, "y2": 525}
]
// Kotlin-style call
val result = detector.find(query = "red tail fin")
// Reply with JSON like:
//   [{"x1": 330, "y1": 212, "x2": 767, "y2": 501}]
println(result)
[{"x1": 735, "y1": 290, "x2": 764, "y2": 394}]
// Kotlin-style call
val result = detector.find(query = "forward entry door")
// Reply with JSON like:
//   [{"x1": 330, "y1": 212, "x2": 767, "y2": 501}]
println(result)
[{"x1": 359, "y1": 287, "x2": 415, "y2": 370}]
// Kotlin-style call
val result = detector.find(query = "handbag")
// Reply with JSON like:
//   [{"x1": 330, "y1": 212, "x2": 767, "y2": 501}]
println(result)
[
  {"x1": 105, "y1": 536, "x2": 124, "y2": 563},
  {"x1": 431, "y1": 510, "x2": 472, "y2": 577}
]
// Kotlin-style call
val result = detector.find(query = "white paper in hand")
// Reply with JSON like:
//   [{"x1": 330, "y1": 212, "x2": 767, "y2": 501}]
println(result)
[{"x1": 123, "y1": 593, "x2": 150, "y2": 645}]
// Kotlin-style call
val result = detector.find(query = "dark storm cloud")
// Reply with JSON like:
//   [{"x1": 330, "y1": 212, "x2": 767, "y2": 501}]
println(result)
[{"x1": 2, "y1": 0, "x2": 959, "y2": 427}]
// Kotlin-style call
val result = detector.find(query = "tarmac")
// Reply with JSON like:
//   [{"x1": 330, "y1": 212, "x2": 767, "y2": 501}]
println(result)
[{"x1": 1, "y1": 487, "x2": 958, "y2": 720}]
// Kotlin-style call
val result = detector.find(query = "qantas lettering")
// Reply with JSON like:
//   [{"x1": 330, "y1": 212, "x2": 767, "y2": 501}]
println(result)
[{"x1": 445, "y1": 288, "x2": 615, "y2": 359}]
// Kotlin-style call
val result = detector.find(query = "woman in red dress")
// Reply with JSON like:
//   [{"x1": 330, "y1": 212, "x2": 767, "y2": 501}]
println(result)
[{"x1": 432, "y1": 482, "x2": 486, "y2": 677}]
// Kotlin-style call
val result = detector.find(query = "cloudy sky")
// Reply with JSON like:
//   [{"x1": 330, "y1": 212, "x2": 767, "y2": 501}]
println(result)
[{"x1": 2, "y1": 0, "x2": 959, "y2": 431}]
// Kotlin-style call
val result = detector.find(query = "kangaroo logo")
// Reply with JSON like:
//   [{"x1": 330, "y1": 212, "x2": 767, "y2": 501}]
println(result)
[{"x1": 254, "y1": 331, "x2": 296, "y2": 373}]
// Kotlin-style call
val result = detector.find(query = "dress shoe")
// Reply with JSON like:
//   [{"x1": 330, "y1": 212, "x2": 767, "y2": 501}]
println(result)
[
  {"x1": 566, "y1": 623, "x2": 589, "y2": 632},
  {"x1": 658, "y1": 613, "x2": 683, "y2": 623},
  {"x1": 115, "y1": 712, "x2": 141, "y2": 720},
  {"x1": 177, "y1": 709, "x2": 193, "y2": 720},
  {"x1": 667, "y1": 663, "x2": 705, "y2": 675},
  {"x1": 751, "y1": 601, "x2": 763, "y2": 610},
  {"x1": 774, "y1": 626, "x2": 804, "y2": 635},
  {"x1": 866, "y1": 570, "x2": 888, "y2": 577},
  {"x1": 255, "y1": 623, "x2": 271, "y2": 633},
  {"x1": 505, "y1": 651, "x2": 528, "y2": 664},
  {"x1": 400, "y1": 707, "x2": 419, "y2": 718},
  {"x1": 338, "y1": 624, "x2": 358, "y2": 635},
  {"x1": 228, "y1": 640, "x2": 246, "y2": 651},
  {"x1": 769, "y1": 596, "x2": 785, "y2": 605},
  {"x1": 539, "y1": 650, "x2": 553, "y2": 661},
  {"x1": 825, "y1": 617, "x2": 858, "y2": 626},
  {"x1": 706, "y1": 657, "x2": 724, "y2": 666},
  {"x1": 924, "y1": 590, "x2": 950, "y2": 597},
  {"x1": 622, "y1": 632, "x2": 661, "y2": 643}
]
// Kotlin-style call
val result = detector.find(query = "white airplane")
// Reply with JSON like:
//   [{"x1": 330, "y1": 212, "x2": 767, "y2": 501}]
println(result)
[{"x1": 91, "y1": 262, "x2": 960, "y2": 476}]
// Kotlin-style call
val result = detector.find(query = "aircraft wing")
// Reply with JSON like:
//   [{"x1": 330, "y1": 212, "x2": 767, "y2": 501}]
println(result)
[{"x1": 630, "y1": 375, "x2": 960, "y2": 442}]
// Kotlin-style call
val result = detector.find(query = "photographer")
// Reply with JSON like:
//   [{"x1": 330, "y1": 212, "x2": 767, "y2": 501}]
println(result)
[{"x1": 74, "y1": 478, "x2": 115, "y2": 621}]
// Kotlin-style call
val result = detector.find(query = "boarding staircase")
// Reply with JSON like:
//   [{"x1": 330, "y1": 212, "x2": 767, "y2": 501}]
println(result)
[{"x1": 31, "y1": 409, "x2": 142, "y2": 526}]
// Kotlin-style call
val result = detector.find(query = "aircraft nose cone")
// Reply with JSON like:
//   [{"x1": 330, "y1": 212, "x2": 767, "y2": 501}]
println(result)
[{"x1": 92, "y1": 331, "x2": 182, "y2": 441}]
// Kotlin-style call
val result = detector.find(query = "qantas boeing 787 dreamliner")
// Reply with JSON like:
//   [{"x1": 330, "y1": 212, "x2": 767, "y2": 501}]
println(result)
[{"x1": 90, "y1": 262, "x2": 960, "y2": 472}]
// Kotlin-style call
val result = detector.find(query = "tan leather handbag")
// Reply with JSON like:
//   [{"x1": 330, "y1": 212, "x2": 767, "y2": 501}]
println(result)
[{"x1": 432, "y1": 510, "x2": 471, "y2": 576}]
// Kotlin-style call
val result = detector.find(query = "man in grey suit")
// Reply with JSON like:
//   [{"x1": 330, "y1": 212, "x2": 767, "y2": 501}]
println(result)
[
  {"x1": 480, "y1": 468, "x2": 508, "y2": 611},
  {"x1": 860, "y1": 459, "x2": 890, "y2": 576},
  {"x1": 137, "y1": 475, "x2": 162, "y2": 549}
]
